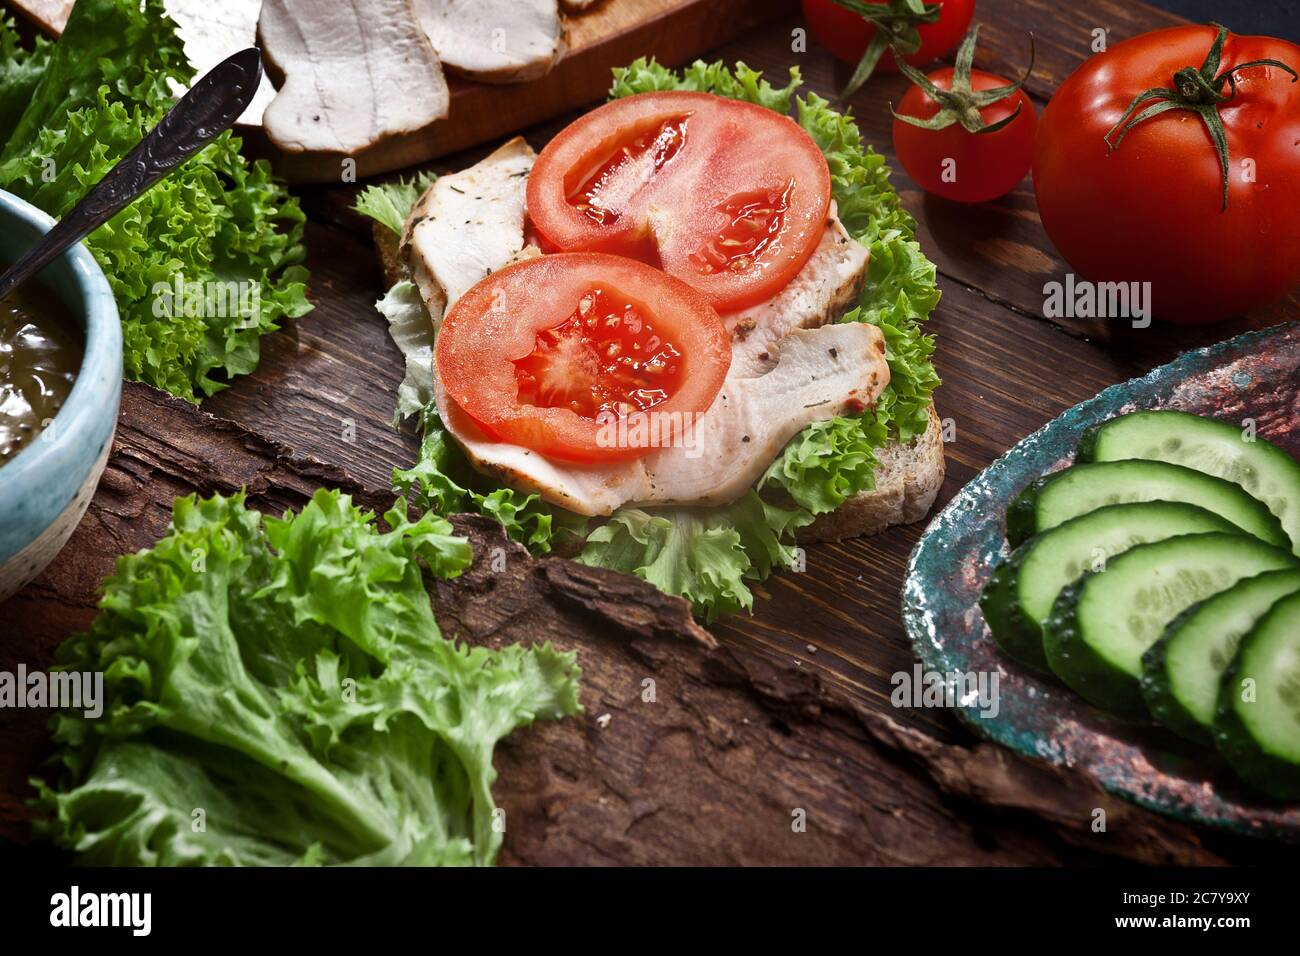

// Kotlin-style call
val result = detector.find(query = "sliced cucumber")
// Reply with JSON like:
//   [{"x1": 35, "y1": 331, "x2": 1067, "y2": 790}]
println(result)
[
  {"x1": 981, "y1": 502, "x2": 1237, "y2": 672},
  {"x1": 1006, "y1": 460, "x2": 1289, "y2": 550},
  {"x1": 1079, "y1": 410, "x2": 1300, "y2": 556},
  {"x1": 1142, "y1": 569, "x2": 1300, "y2": 744},
  {"x1": 1042, "y1": 533, "x2": 1298, "y2": 717},
  {"x1": 1214, "y1": 591, "x2": 1300, "y2": 799}
]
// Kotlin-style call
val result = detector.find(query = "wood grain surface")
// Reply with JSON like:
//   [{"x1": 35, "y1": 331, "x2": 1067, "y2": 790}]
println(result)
[{"x1": 2, "y1": 0, "x2": 1296, "y2": 865}]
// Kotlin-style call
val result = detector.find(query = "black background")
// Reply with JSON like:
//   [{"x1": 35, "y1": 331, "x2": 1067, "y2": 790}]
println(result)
[{"x1": 1148, "y1": 0, "x2": 1298, "y2": 36}]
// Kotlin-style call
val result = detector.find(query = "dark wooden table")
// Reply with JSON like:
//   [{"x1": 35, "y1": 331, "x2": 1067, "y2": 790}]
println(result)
[{"x1": 2, "y1": 0, "x2": 1296, "y2": 865}]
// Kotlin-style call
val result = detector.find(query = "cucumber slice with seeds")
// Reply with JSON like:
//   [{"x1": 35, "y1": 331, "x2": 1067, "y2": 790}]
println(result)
[
  {"x1": 1214, "y1": 591, "x2": 1300, "y2": 799},
  {"x1": 1142, "y1": 569, "x2": 1300, "y2": 744},
  {"x1": 981, "y1": 502, "x2": 1237, "y2": 672},
  {"x1": 1079, "y1": 410, "x2": 1300, "y2": 555},
  {"x1": 1042, "y1": 533, "x2": 1299, "y2": 717},
  {"x1": 1006, "y1": 460, "x2": 1289, "y2": 550}
]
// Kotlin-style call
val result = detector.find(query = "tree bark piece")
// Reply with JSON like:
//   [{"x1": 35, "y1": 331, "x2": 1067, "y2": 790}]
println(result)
[{"x1": 2, "y1": 382, "x2": 1216, "y2": 865}]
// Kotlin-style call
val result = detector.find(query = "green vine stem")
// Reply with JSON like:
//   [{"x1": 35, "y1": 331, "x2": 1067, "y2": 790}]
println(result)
[
  {"x1": 1104, "y1": 23, "x2": 1297, "y2": 212},
  {"x1": 832, "y1": 0, "x2": 941, "y2": 102},
  {"x1": 890, "y1": 25, "x2": 1035, "y2": 135}
]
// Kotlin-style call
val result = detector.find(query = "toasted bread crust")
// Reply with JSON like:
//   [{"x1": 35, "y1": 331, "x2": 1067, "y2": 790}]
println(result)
[
  {"x1": 375, "y1": 221, "x2": 407, "y2": 288},
  {"x1": 797, "y1": 402, "x2": 946, "y2": 543}
]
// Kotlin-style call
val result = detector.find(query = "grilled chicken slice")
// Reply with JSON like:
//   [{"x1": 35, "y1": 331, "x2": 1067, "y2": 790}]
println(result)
[
  {"x1": 402, "y1": 137, "x2": 537, "y2": 320},
  {"x1": 258, "y1": 0, "x2": 449, "y2": 157},
  {"x1": 413, "y1": 0, "x2": 565, "y2": 84},
  {"x1": 637, "y1": 323, "x2": 886, "y2": 506},
  {"x1": 726, "y1": 212, "x2": 869, "y2": 375},
  {"x1": 402, "y1": 150, "x2": 881, "y2": 516},
  {"x1": 434, "y1": 323, "x2": 887, "y2": 514}
]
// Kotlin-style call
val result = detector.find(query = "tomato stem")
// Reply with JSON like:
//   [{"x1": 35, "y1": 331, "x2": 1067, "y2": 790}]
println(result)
[
  {"x1": 889, "y1": 25, "x2": 1035, "y2": 135},
  {"x1": 1103, "y1": 23, "x2": 1297, "y2": 212},
  {"x1": 832, "y1": 0, "x2": 941, "y2": 103}
]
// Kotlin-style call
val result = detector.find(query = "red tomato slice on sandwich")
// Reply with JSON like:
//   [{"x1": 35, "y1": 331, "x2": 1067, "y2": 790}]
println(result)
[
  {"x1": 527, "y1": 92, "x2": 832, "y2": 312},
  {"x1": 436, "y1": 253, "x2": 731, "y2": 463}
]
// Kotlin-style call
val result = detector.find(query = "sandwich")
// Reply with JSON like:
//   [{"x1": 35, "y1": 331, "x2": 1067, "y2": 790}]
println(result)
[{"x1": 357, "y1": 59, "x2": 944, "y2": 621}]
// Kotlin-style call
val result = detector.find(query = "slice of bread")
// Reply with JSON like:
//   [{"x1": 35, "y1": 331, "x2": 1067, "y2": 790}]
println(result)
[
  {"x1": 797, "y1": 402, "x2": 945, "y2": 543},
  {"x1": 372, "y1": 221, "x2": 945, "y2": 539}
]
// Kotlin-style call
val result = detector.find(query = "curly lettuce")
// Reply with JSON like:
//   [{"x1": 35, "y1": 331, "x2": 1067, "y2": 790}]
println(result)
[
  {"x1": 0, "y1": 18, "x2": 49, "y2": 143},
  {"x1": 394, "y1": 401, "x2": 589, "y2": 556},
  {"x1": 33, "y1": 489, "x2": 581, "y2": 866},
  {"x1": 362, "y1": 59, "x2": 940, "y2": 619},
  {"x1": 355, "y1": 171, "x2": 438, "y2": 237},
  {"x1": 0, "y1": 0, "x2": 310, "y2": 401}
]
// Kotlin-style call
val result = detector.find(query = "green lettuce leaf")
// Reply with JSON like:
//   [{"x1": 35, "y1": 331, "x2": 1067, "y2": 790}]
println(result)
[
  {"x1": 609, "y1": 57, "x2": 801, "y2": 111},
  {"x1": 394, "y1": 401, "x2": 588, "y2": 556},
  {"x1": 355, "y1": 171, "x2": 438, "y2": 237},
  {"x1": 33, "y1": 489, "x2": 581, "y2": 866},
  {"x1": 580, "y1": 492, "x2": 810, "y2": 622},
  {"x1": 0, "y1": 1, "x2": 311, "y2": 402},
  {"x1": 761, "y1": 415, "x2": 889, "y2": 515},
  {"x1": 376, "y1": 280, "x2": 436, "y2": 423},
  {"x1": 0, "y1": 18, "x2": 50, "y2": 144}
]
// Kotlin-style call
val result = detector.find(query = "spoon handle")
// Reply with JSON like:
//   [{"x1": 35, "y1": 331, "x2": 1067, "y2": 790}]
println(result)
[{"x1": 0, "y1": 47, "x2": 263, "y2": 304}]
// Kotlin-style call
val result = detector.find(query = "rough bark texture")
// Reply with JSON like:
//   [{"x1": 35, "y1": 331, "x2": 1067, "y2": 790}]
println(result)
[
  {"x1": 434, "y1": 520, "x2": 1223, "y2": 866},
  {"x1": 2, "y1": 384, "x2": 1225, "y2": 865}
]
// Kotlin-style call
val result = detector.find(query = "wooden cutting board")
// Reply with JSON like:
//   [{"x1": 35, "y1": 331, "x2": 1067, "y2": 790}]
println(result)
[{"x1": 5, "y1": 0, "x2": 798, "y2": 181}]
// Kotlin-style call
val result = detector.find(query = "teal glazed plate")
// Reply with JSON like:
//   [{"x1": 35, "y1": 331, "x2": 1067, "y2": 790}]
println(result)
[{"x1": 904, "y1": 321, "x2": 1300, "y2": 840}]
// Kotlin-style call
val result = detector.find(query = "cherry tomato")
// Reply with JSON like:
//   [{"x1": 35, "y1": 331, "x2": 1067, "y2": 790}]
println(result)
[
  {"x1": 1034, "y1": 25, "x2": 1300, "y2": 324},
  {"x1": 436, "y1": 253, "x2": 731, "y2": 463},
  {"x1": 527, "y1": 92, "x2": 831, "y2": 312},
  {"x1": 801, "y1": 0, "x2": 976, "y2": 73},
  {"x1": 892, "y1": 66, "x2": 1037, "y2": 203}
]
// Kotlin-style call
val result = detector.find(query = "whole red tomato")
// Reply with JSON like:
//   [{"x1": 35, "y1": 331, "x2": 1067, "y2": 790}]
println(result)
[
  {"x1": 893, "y1": 66, "x2": 1037, "y2": 203},
  {"x1": 1033, "y1": 25, "x2": 1300, "y2": 324},
  {"x1": 802, "y1": 0, "x2": 975, "y2": 73}
]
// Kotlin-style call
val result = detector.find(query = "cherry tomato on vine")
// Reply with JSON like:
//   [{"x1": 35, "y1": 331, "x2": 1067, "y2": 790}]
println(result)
[{"x1": 890, "y1": 27, "x2": 1037, "y2": 203}]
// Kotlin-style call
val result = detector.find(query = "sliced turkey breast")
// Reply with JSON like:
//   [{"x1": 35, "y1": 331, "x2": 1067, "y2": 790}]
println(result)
[
  {"x1": 402, "y1": 147, "x2": 883, "y2": 516},
  {"x1": 726, "y1": 213, "x2": 869, "y2": 376},
  {"x1": 258, "y1": 0, "x2": 449, "y2": 157},
  {"x1": 413, "y1": 0, "x2": 565, "y2": 84},
  {"x1": 636, "y1": 323, "x2": 886, "y2": 506},
  {"x1": 402, "y1": 137, "x2": 537, "y2": 320},
  {"x1": 433, "y1": 322, "x2": 887, "y2": 515}
]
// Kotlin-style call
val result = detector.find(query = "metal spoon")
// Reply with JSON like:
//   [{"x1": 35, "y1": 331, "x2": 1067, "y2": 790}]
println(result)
[{"x1": 0, "y1": 47, "x2": 264, "y2": 305}]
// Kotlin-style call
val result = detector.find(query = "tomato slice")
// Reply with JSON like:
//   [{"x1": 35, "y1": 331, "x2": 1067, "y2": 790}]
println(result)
[
  {"x1": 527, "y1": 92, "x2": 832, "y2": 312},
  {"x1": 436, "y1": 253, "x2": 731, "y2": 463}
]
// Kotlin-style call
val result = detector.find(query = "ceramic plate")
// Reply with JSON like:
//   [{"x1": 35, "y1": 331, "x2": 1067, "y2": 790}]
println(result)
[{"x1": 903, "y1": 321, "x2": 1300, "y2": 840}]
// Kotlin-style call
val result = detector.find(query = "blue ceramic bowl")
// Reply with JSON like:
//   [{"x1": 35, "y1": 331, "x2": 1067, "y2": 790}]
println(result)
[{"x1": 0, "y1": 190, "x2": 121, "y2": 601}]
